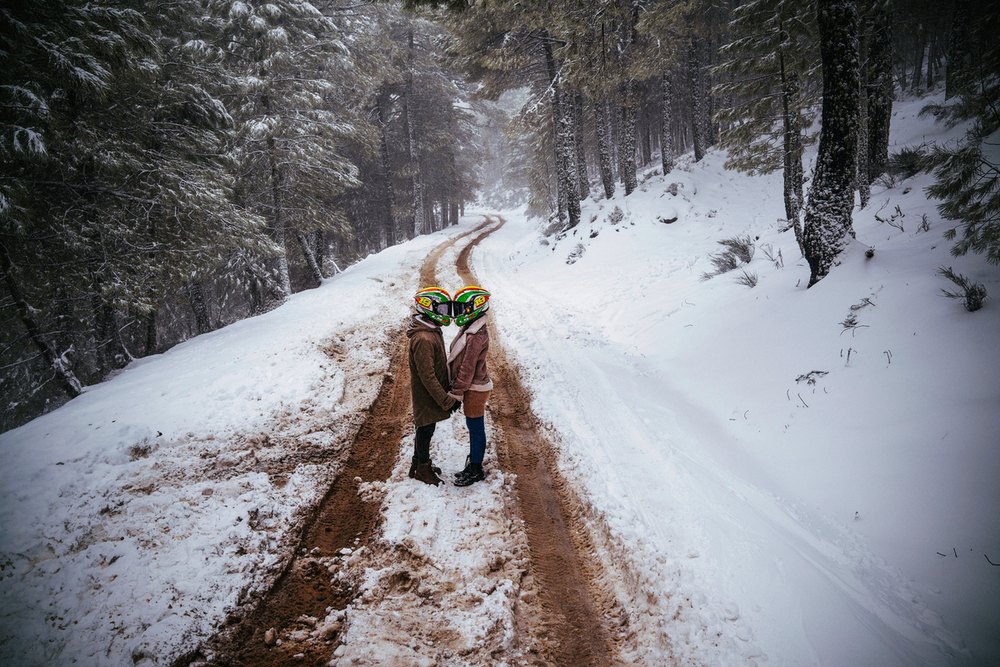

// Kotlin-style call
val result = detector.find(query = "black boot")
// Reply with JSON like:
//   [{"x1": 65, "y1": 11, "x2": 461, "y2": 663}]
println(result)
[
  {"x1": 409, "y1": 456, "x2": 441, "y2": 479},
  {"x1": 454, "y1": 462, "x2": 485, "y2": 487},
  {"x1": 454, "y1": 456, "x2": 472, "y2": 481}
]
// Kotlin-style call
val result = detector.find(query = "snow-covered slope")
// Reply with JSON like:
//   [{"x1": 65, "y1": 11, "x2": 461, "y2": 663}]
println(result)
[{"x1": 474, "y1": 92, "x2": 999, "y2": 666}]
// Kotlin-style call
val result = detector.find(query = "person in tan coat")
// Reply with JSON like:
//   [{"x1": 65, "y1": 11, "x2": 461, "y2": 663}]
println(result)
[
  {"x1": 407, "y1": 287, "x2": 460, "y2": 486},
  {"x1": 447, "y1": 286, "x2": 492, "y2": 486}
]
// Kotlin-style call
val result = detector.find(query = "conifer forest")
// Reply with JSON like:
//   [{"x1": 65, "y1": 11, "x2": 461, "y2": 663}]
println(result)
[{"x1": 2, "y1": 0, "x2": 997, "y2": 432}]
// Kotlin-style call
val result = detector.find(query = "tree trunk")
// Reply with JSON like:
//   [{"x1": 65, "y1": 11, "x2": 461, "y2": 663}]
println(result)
[
  {"x1": 911, "y1": 23, "x2": 926, "y2": 91},
  {"x1": 0, "y1": 240, "x2": 83, "y2": 398},
  {"x1": 296, "y1": 232, "x2": 324, "y2": 285},
  {"x1": 689, "y1": 37, "x2": 708, "y2": 162},
  {"x1": 143, "y1": 310, "x2": 157, "y2": 356},
  {"x1": 660, "y1": 74, "x2": 675, "y2": 175},
  {"x1": 857, "y1": 25, "x2": 871, "y2": 209},
  {"x1": 573, "y1": 93, "x2": 589, "y2": 200},
  {"x1": 405, "y1": 25, "x2": 424, "y2": 237},
  {"x1": 867, "y1": 2, "x2": 893, "y2": 180},
  {"x1": 619, "y1": 80, "x2": 638, "y2": 195},
  {"x1": 541, "y1": 31, "x2": 580, "y2": 230},
  {"x1": 946, "y1": 0, "x2": 969, "y2": 99},
  {"x1": 266, "y1": 135, "x2": 291, "y2": 298},
  {"x1": 595, "y1": 96, "x2": 616, "y2": 198},
  {"x1": 803, "y1": 0, "x2": 861, "y2": 286},
  {"x1": 778, "y1": 28, "x2": 805, "y2": 253},
  {"x1": 375, "y1": 88, "x2": 396, "y2": 248},
  {"x1": 186, "y1": 280, "x2": 212, "y2": 335}
]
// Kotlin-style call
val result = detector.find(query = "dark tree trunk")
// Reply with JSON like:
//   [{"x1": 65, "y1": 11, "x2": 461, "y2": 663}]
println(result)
[
  {"x1": 0, "y1": 240, "x2": 82, "y2": 398},
  {"x1": 857, "y1": 24, "x2": 871, "y2": 209},
  {"x1": 803, "y1": 0, "x2": 861, "y2": 286},
  {"x1": 186, "y1": 280, "x2": 212, "y2": 335},
  {"x1": 619, "y1": 80, "x2": 638, "y2": 195},
  {"x1": 144, "y1": 310, "x2": 157, "y2": 357},
  {"x1": 946, "y1": 0, "x2": 969, "y2": 99},
  {"x1": 296, "y1": 232, "x2": 324, "y2": 285},
  {"x1": 778, "y1": 34, "x2": 805, "y2": 253},
  {"x1": 689, "y1": 37, "x2": 708, "y2": 162},
  {"x1": 867, "y1": 2, "x2": 893, "y2": 180},
  {"x1": 595, "y1": 96, "x2": 616, "y2": 198},
  {"x1": 573, "y1": 93, "x2": 588, "y2": 200},
  {"x1": 660, "y1": 74, "x2": 675, "y2": 175}
]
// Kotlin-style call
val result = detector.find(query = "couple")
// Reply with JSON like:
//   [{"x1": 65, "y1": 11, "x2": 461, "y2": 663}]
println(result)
[{"x1": 406, "y1": 285, "x2": 493, "y2": 487}]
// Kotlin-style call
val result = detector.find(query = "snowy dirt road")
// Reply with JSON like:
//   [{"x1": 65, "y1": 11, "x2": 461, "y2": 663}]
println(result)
[{"x1": 197, "y1": 217, "x2": 620, "y2": 667}]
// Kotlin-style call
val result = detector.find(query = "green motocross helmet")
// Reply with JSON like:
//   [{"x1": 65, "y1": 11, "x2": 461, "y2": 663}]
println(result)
[
  {"x1": 414, "y1": 286, "x2": 452, "y2": 325},
  {"x1": 452, "y1": 286, "x2": 490, "y2": 326}
]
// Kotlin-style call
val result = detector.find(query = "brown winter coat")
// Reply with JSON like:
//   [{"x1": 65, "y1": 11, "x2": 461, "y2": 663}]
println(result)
[
  {"x1": 407, "y1": 314, "x2": 458, "y2": 427},
  {"x1": 447, "y1": 312, "x2": 493, "y2": 415}
]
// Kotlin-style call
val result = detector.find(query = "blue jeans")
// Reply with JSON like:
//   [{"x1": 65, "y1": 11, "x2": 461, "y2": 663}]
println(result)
[{"x1": 466, "y1": 416, "x2": 486, "y2": 464}]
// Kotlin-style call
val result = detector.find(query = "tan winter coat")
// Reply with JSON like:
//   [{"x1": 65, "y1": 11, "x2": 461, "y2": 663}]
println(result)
[
  {"x1": 447, "y1": 312, "x2": 493, "y2": 402},
  {"x1": 407, "y1": 314, "x2": 458, "y2": 427}
]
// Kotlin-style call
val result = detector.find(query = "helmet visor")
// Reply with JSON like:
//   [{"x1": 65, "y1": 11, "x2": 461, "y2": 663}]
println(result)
[
  {"x1": 451, "y1": 300, "x2": 475, "y2": 317},
  {"x1": 430, "y1": 300, "x2": 452, "y2": 317}
]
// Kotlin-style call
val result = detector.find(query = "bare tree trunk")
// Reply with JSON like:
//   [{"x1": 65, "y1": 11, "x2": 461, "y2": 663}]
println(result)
[
  {"x1": 857, "y1": 25, "x2": 871, "y2": 209},
  {"x1": 573, "y1": 92, "x2": 589, "y2": 200},
  {"x1": 867, "y1": 2, "x2": 893, "y2": 180},
  {"x1": 619, "y1": 80, "x2": 638, "y2": 195},
  {"x1": 296, "y1": 232, "x2": 324, "y2": 285},
  {"x1": 143, "y1": 310, "x2": 157, "y2": 356},
  {"x1": 405, "y1": 25, "x2": 424, "y2": 237},
  {"x1": 595, "y1": 96, "x2": 616, "y2": 198},
  {"x1": 266, "y1": 135, "x2": 291, "y2": 298},
  {"x1": 660, "y1": 74, "x2": 675, "y2": 175},
  {"x1": 375, "y1": 88, "x2": 396, "y2": 248},
  {"x1": 689, "y1": 37, "x2": 708, "y2": 162},
  {"x1": 186, "y1": 280, "x2": 212, "y2": 335},
  {"x1": 803, "y1": 0, "x2": 861, "y2": 286},
  {"x1": 541, "y1": 31, "x2": 580, "y2": 229}
]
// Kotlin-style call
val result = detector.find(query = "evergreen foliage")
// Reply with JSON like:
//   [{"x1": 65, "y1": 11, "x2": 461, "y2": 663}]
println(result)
[
  {"x1": 918, "y1": 2, "x2": 1000, "y2": 265},
  {"x1": 0, "y1": 0, "x2": 480, "y2": 432},
  {"x1": 713, "y1": 0, "x2": 820, "y2": 232}
]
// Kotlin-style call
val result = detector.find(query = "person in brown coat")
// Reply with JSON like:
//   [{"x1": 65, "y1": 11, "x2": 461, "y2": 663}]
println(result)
[
  {"x1": 447, "y1": 286, "x2": 493, "y2": 486},
  {"x1": 407, "y1": 287, "x2": 460, "y2": 486}
]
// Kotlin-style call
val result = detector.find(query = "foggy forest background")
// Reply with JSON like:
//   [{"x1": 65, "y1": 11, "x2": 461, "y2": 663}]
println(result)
[{"x1": 2, "y1": 0, "x2": 997, "y2": 432}]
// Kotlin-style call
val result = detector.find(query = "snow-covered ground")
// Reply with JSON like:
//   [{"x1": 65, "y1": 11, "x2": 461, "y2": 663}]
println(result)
[{"x1": 1, "y1": 92, "x2": 998, "y2": 666}]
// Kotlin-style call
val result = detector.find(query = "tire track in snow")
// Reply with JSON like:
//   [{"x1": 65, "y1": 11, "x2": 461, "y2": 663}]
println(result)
[
  {"x1": 457, "y1": 216, "x2": 616, "y2": 667},
  {"x1": 195, "y1": 226, "x2": 486, "y2": 667}
]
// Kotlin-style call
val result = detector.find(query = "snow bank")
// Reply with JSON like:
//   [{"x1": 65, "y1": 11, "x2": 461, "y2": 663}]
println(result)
[{"x1": 474, "y1": 92, "x2": 999, "y2": 666}]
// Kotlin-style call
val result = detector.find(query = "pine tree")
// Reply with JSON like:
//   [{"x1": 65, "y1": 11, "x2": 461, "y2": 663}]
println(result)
[
  {"x1": 713, "y1": 0, "x2": 820, "y2": 237},
  {"x1": 220, "y1": 0, "x2": 367, "y2": 295},
  {"x1": 919, "y1": 1, "x2": 1000, "y2": 264},
  {"x1": 866, "y1": 0, "x2": 893, "y2": 180},
  {"x1": 802, "y1": 0, "x2": 861, "y2": 286}
]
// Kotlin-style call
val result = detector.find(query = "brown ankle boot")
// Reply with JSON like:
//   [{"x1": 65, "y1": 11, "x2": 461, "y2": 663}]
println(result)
[
  {"x1": 409, "y1": 457, "x2": 442, "y2": 478},
  {"x1": 412, "y1": 461, "x2": 442, "y2": 486}
]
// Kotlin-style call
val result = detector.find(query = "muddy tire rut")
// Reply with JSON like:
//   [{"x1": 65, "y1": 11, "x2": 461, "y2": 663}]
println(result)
[{"x1": 199, "y1": 218, "x2": 616, "y2": 667}]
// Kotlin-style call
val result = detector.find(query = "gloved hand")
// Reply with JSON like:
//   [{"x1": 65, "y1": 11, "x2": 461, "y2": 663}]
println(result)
[{"x1": 448, "y1": 400, "x2": 462, "y2": 414}]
